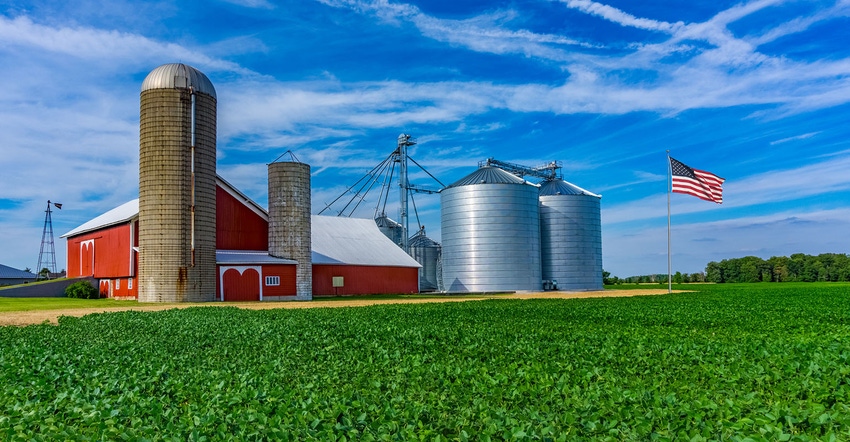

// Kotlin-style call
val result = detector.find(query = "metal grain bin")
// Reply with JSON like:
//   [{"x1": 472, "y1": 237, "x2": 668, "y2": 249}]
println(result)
[
  {"x1": 138, "y1": 63, "x2": 217, "y2": 302},
  {"x1": 409, "y1": 229, "x2": 441, "y2": 292},
  {"x1": 539, "y1": 179, "x2": 602, "y2": 291},
  {"x1": 440, "y1": 167, "x2": 542, "y2": 292},
  {"x1": 375, "y1": 214, "x2": 403, "y2": 247}
]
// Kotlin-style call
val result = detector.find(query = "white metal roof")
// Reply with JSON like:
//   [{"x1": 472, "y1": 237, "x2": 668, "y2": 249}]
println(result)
[
  {"x1": 217, "y1": 250, "x2": 297, "y2": 265},
  {"x1": 61, "y1": 199, "x2": 139, "y2": 238},
  {"x1": 311, "y1": 215, "x2": 421, "y2": 268}
]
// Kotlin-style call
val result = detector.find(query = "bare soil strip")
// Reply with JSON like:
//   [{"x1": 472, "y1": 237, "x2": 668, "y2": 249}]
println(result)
[{"x1": 0, "y1": 289, "x2": 676, "y2": 327}]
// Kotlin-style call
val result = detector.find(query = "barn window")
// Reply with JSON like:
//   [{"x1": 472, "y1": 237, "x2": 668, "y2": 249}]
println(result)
[
  {"x1": 128, "y1": 278, "x2": 133, "y2": 289},
  {"x1": 115, "y1": 279, "x2": 120, "y2": 290},
  {"x1": 265, "y1": 276, "x2": 280, "y2": 286}
]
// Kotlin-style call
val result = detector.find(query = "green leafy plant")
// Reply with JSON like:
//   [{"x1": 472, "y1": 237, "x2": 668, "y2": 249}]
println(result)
[
  {"x1": 64, "y1": 280, "x2": 99, "y2": 299},
  {"x1": 2, "y1": 283, "x2": 850, "y2": 439}
]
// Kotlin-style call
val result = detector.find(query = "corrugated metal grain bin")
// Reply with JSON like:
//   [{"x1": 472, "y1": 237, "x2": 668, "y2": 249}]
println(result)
[
  {"x1": 440, "y1": 167, "x2": 542, "y2": 292},
  {"x1": 539, "y1": 179, "x2": 602, "y2": 291},
  {"x1": 409, "y1": 229, "x2": 441, "y2": 292},
  {"x1": 375, "y1": 214, "x2": 403, "y2": 247}
]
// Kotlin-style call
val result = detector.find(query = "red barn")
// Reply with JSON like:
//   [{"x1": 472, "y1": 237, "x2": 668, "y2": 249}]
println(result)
[{"x1": 62, "y1": 176, "x2": 420, "y2": 300}]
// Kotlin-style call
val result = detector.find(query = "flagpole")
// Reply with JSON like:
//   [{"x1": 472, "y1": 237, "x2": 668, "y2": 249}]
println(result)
[{"x1": 667, "y1": 150, "x2": 672, "y2": 294}]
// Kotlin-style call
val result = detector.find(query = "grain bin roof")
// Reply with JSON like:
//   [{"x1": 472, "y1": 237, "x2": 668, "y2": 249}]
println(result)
[
  {"x1": 311, "y1": 215, "x2": 421, "y2": 268},
  {"x1": 141, "y1": 63, "x2": 216, "y2": 99},
  {"x1": 409, "y1": 231, "x2": 440, "y2": 248},
  {"x1": 445, "y1": 166, "x2": 530, "y2": 189},
  {"x1": 539, "y1": 179, "x2": 601, "y2": 198}
]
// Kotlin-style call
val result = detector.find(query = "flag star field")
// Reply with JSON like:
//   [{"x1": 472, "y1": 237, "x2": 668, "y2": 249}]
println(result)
[{"x1": 1, "y1": 0, "x2": 849, "y2": 277}]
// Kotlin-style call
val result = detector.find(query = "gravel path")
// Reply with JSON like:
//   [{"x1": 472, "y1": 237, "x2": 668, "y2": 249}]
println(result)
[{"x1": 0, "y1": 289, "x2": 675, "y2": 326}]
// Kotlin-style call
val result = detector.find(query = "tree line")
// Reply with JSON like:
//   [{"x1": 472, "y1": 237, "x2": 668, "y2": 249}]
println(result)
[
  {"x1": 705, "y1": 253, "x2": 850, "y2": 283},
  {"x1": 603, "y1": 271, "x2": 705, "y2": 285}
]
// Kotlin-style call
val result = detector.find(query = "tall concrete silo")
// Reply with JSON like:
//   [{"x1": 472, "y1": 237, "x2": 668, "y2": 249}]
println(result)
[
  {"x1": 539, "y1": 179, "x2": 603, "y2": 290},
  {"x1": 440, "y1": 166, "x2": 542, "y2": 292},
  {"x1": 138, "y1": 63, "x2": 217, "y2": 302},
  {"x1": 409, "y1": 228, "x2": 441, "y2": 292},
  {"x1": 268, "y1": 161, "x2": 312, "y2": 300}
]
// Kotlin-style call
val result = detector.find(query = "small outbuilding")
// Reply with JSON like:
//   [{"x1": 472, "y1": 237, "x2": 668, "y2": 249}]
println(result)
[{"x1": 0, "y1": 264, "x2": 37, "y2": 286}]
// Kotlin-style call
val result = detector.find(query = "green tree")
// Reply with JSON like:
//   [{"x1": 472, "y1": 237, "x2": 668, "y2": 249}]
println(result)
[{"x1": 705, "y1": 261, "x2": 722, "y2": 283}]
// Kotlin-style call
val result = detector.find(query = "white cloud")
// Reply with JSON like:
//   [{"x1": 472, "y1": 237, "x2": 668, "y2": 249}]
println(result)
[
  {"x1": 218, "y1": 0, "x2": 275, "y2": 9},
  {"x1": 770, "y1": 132, "x2": 820, "y2": 145},
  {"x1": 561, "y1": 0, "x2": 685, "y2": 33},
  {"x1": 0, "y1": 15, "x2": 254, "y2": 74}
]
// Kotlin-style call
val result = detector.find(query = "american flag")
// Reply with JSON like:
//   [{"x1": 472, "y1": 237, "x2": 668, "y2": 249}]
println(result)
[{"x1": 669, "y1": 157, "x2": 724, "y2": 204}]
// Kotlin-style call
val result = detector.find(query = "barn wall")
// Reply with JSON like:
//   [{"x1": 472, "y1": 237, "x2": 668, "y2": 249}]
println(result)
[
  {"x1": 98, "y1": 277, "x2": 138, "y2": 299},
  {"x1": 216, "y1": 186, "x2": 268, "y2": 250},
  {"x1": 312, "y1": 265, "x2": 419, "y2": 295},
  {"x1": 66, "y1": 223, "x2": 134, "y2": 279},
  {"x1": 261, "y1": 265, "x2": 297, "y2": 297},
  {"x1": 218, "y1": 264, "x2": 297, "y2": 301}
]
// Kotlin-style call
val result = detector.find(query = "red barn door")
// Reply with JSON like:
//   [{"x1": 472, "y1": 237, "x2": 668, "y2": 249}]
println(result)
[{"x1": 221, "y1": 267, "x2": 261, "y2": 301}]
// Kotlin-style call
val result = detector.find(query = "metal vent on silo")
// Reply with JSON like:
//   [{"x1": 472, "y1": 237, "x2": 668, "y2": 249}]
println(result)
[
  {"x1": 138, "y1": 63, "x2": 217, "y2": 302},
  {"x1": 539, "y1": 179, "x2": 602, "y2": 291},
  {"x1": 409, "y1": 228, "x2": 441, "y2": 292},
  {"x1": 269, "y1": 160, "x2": 312, "y2": 300},
  {"x1": 440, "y1": 166, "x2": 542, "y2": 292}
]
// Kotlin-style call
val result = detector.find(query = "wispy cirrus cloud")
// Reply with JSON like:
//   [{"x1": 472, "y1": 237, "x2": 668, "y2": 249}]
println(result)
[
  {"x1": 0, "y1": 15, "x2": 254, "y2": 74},
  {"x1": 313, "y1": 0, "x2": 850, "y2": 120}
]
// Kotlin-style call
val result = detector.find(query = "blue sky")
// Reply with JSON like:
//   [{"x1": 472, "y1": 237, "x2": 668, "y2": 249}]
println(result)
[{"x1": 1, "y1": 0, "x2": 849, "y2": 278}]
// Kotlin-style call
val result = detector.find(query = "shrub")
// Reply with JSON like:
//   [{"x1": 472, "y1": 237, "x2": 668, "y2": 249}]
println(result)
[{"x1": 65, "y1": 280, "x2": 99, "y2": 299}]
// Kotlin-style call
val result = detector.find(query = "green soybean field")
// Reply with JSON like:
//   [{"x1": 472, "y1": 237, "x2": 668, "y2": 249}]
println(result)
[{"x1": 2, "y1": 284, "x2": 849, "y2": 441}]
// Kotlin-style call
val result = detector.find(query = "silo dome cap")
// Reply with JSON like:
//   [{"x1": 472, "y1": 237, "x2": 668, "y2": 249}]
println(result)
[
  {"x1": 446, "y1": 166, "x2": 530, "y2": 188},
  {"x1": 141, "y1": 63, "x2": 216, "y2": 99},
  {"x1": 539, "y1": 179, "x2": 600, "y2": 198}
]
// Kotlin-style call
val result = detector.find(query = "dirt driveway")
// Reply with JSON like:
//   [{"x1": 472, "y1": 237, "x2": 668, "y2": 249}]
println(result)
[{"x1": 0, "y1": 289, "x2": 675, "y2": 327}]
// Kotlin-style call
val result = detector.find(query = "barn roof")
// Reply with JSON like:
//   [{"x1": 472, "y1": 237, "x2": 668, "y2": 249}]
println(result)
[
  {"x1": 0, "y1": 263, "x2": 37, "y2": 279},
  {"x1": 61, "y1": 199, "x2": 139, "y2": 238},
  {"x1": 311, "y1": 215, "x2": 421, "y2": 268},
  {"x1": 217, "y1": 250, "x2": 297, "y2": 265}
]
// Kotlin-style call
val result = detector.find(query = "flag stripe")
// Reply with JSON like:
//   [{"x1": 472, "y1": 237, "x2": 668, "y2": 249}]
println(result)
[{"x1": 669, "y1": 157, "x2": 724, "y2": 204}]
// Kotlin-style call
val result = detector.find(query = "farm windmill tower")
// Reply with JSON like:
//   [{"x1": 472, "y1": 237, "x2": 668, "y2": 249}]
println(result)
[{"x1": 138, "y1": 63, "x2": 217, "y2": 302}]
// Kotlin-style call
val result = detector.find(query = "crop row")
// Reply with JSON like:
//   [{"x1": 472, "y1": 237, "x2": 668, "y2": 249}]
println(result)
[{"x1": 1, "y1": 284, "x2": 850, "y2": 440}]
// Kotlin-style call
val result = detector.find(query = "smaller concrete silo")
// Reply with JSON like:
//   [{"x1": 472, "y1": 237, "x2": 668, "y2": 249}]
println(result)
[
  {"x1": 408, "y1": 228, "x2": 441, "y2": 292},
  {"x1": 539, "y1": 179, "x2": 602, "y2": 291},
  {"x1": 268, "y1": 161, "x2": 312, "y2": 300}
]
